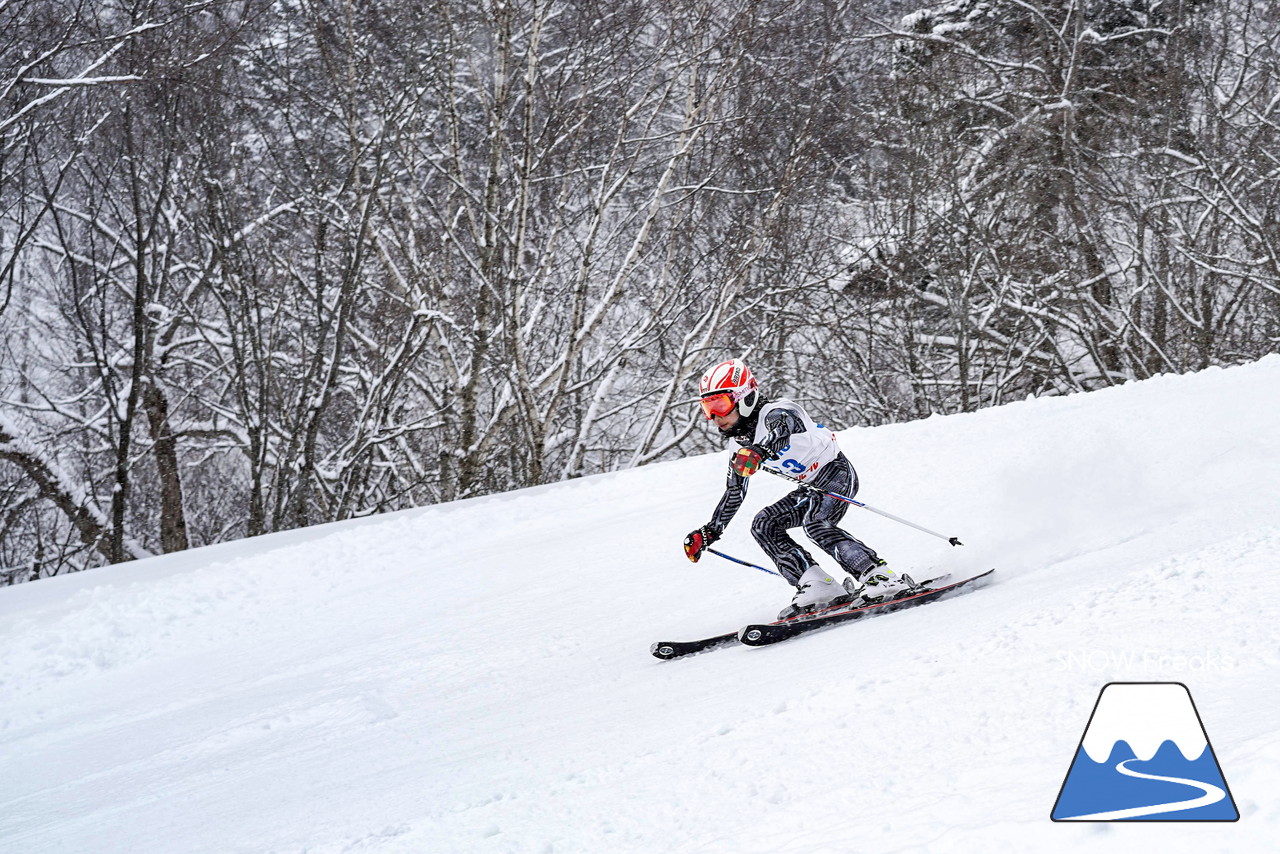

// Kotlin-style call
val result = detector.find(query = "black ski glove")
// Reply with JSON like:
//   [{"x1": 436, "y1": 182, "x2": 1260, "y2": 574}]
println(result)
[{"x1": 683, "y1": 525, "x2": 719, "y2": 562}]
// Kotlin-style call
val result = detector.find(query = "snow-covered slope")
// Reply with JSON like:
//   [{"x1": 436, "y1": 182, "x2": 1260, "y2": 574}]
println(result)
[{"x1": 3, "y1": 358, "x2": 1279, "y2": 854}]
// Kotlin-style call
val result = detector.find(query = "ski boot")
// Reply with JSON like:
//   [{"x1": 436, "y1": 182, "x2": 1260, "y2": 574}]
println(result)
[
  {"x1": 848, "y1": 560, "x2": 913, "y2": 604},
  {"x1": 777, "y1": 565, "x2": 854, "y2": 621}
]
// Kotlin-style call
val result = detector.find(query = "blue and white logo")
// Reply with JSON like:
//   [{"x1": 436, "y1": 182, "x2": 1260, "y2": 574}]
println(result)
[{"x1": 1052, "y1": 682, "x2": 1239, "y2": 821}]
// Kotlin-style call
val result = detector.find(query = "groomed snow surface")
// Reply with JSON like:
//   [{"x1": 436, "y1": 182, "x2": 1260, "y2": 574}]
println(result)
[{"x1": 4, "y1": 358, "x2": 1280, "y2": 854}]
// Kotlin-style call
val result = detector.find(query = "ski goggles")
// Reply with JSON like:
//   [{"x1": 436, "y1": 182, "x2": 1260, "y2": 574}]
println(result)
[{"x1": 699, "y1": 391, "x2": 739, "y2": 419}]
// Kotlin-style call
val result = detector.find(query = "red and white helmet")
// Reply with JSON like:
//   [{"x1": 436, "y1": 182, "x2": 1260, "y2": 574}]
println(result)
[{"x1": 698, "y1": 358, "x2": 760, "y2": 419}]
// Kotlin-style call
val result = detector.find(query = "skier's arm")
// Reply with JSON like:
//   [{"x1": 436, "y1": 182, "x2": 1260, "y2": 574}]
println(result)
[
  {"x1": 684, "y1": 463, "x2": 747, "y2": 562},
  {"x1": 706, "y1": 463, "x2": 749, "y2": 535},
  {"x1": 752, "y1": 406, "x2": 806, "y2": 459}
]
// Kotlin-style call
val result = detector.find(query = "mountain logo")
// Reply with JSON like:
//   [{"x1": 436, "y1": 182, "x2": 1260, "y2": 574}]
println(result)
[{"x1": 1051, "y1": 682, "x2": 1239, "y2": 822}]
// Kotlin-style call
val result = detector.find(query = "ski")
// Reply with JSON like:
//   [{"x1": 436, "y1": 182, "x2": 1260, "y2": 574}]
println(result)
[
  {"x1": 650, "y1": 632, "x2": 740, "y2": 660},
  {"x1": 650, "y1": 573, "x2": 957, "y2": 661},
  {"x1": 738, "y1": 569, "x2": 994, "y2": 647}
]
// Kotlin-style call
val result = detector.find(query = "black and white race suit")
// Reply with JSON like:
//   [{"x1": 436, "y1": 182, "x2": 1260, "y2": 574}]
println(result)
[{"x1": 705, "y1": 399, "x2": 881, "y2": 586}]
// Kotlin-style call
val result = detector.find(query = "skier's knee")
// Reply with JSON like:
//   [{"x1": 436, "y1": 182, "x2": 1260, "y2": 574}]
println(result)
[{"x1": 751, "y1": 509, "x2": 779, "y2": 546}]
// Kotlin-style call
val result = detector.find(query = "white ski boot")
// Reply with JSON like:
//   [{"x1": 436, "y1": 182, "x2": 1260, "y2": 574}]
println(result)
[
  {"x1": 851, "y1": 562, "x2": 913, "y2": 603},
  {"x1": 778, "y1": 565, "x2": 854, "y2": 621}
]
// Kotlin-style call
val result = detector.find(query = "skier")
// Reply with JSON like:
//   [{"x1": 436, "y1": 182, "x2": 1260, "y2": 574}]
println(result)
[{"x1": 682, "y1": 358, "x2": 910, "y2": 620}]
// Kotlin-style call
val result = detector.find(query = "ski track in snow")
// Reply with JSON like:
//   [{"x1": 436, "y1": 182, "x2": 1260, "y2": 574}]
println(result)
[{"x1": 2, "y1": 358, "x2": 1280, "y2": 853}]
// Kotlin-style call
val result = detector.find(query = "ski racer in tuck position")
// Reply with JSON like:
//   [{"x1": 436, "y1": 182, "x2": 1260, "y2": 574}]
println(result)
[{"x1": 683, "y1": 358, "x2": 910, "y2": 620}]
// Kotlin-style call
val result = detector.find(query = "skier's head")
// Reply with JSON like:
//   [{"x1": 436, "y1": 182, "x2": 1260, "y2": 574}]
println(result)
[{"x1": 698, "y1": 358, "x2": 760, "y2": 433}]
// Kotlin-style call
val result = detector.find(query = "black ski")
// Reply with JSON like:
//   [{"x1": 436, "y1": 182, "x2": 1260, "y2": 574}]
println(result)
[
  {"x1": 738, "y1": 569, "x2": 995, "y2": 646},
  {"x1": 650, "y1": 632, "x2": 740, "y2": 660},
  {"x1": 650, "y1": 573, "x2": 959, "y2": 661}
]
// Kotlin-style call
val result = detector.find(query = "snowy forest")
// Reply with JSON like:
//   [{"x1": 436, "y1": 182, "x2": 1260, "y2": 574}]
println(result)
[{"x1": 2, "y1": 0, "x2": 1279, "y2": 582}]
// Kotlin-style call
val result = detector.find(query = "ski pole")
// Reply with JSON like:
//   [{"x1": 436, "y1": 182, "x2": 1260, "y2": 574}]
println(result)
[
  {"x1": 757, "y1": 465, "x2": 964, "y2": 546},
  {"x1": 707, "y1": 547, "x2": 782, "y2": 577}
]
